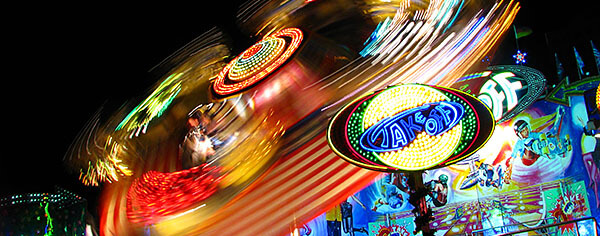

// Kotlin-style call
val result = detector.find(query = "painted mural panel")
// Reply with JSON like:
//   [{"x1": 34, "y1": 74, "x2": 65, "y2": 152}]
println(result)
[
  {"x1": 302, "y1": 78, "x2": 599, "y2": 236},
  {"x1": 298, "y1": 173, "x2": 416, "y2": 236},
  {"x1": 424, "y1": 78, "x2": 599, "y2": 235}
]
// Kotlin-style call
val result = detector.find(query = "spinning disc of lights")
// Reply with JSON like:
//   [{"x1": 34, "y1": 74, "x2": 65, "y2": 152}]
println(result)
[
  {"x1": 212, "y1": 28, "x2": 303, "y2": 96},
  {"x1": 229, "y1": 38, "x2": 286, "y2": 81},
  {"x1": 126, "y1": 164, "x2": 224, "y2": 225},
  {"x1": 327, "y1": 84, "x2": 494, "y2": 172}
]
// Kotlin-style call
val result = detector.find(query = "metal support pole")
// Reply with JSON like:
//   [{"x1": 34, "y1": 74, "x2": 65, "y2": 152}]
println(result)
[{"x1": 406, "y1": 171, "x2": 435, "y2": 236}]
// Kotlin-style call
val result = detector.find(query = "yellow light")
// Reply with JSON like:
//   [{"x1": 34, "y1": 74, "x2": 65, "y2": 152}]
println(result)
[
  {"x1": 362, "y1": 85, "x2": 446, "y2": 129},
  {"x1": 361, "y1": 84, "x2": 463, "y2": 170},
  {"x1": 213, "y1": 28, "x2": 303, "y2": 95},
  {"x1": 596, "y1": 85, "x2": 599, "y2": 111}
]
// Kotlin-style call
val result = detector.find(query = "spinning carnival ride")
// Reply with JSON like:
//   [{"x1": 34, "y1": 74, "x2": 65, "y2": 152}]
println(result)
[{"x1": 63, "y1": 0, "x2": 529, "y2": 235}]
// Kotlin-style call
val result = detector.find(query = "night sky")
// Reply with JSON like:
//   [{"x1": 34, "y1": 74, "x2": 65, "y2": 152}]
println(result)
[
  {"x1": 2, "y1": 2, "x2": 248, "y2": 215},
  {"x1": 2, "y1": 1, "x2": 598, "y2": 220}
]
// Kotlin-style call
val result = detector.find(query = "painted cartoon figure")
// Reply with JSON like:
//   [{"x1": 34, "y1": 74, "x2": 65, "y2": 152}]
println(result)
[
  {"x1": 459, "y1": 154, "x2": 505, "y2": 190},
  {"x1": 425, "y1": 174, "x2": 449, "y2": 207},
  {"x1": 327, "y1": 198, "x2": 367, "y2": 236},
  {"x1": 372, "y1": 174, "x2": 407, "y2": 212},
  {"x1": 477, "y1": 163, "x2": 504, "y2": 189},
  {"x1": 340, "y1": 201, "x2": 368, "y2": 236},
  {"x1": 538, "y1": 132, "x2": 572, "y2": 158},
  {"x1": 511, "y1": 119, "x2": 542, "y2": 166},
  {"x1": 510, "y1": 106, "x2": 570, "y2": 166}
]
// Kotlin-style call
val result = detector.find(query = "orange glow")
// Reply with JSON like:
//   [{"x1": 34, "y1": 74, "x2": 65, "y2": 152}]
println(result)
[{"x1": 213, "y1": 28, "x2": 303, "y2": 95}]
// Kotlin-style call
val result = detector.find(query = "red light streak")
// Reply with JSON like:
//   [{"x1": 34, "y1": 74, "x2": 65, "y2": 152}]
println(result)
[{"x1": 126, "y1": 164, "x2": 224, "y2": 225}]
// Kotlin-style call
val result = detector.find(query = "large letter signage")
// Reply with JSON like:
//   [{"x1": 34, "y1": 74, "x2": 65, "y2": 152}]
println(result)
[
  {"x1": 360, "y1": 101, "x2": 464, "y2": 152},
  {"x1": 327, "y1": 84, "x2": 495, "y2": 172},
  {"x1": 452, "y1": 65, "x2": 546, "y2": 123}
]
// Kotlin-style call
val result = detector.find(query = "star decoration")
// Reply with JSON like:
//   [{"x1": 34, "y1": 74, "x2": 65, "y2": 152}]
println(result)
[{"x1": 513, "y1": 50, "x2": 527, "y2": 64}]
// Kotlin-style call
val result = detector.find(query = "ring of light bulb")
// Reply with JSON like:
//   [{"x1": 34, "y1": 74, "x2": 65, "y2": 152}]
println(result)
[{"x1": 212, "y1": 28, "x2": 303, "y2": 96}]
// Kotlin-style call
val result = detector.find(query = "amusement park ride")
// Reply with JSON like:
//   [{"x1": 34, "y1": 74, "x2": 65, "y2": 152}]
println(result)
[{"x1": 4, "y1": 0, "x2": 595, "y2": 235}]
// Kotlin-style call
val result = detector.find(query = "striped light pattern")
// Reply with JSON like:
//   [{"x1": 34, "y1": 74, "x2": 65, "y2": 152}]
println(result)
[
  {"x1": 212, "y1": 28, "x2": 303, "y2": 95},
  {"x1": 99, "y1": 132, "x2": 380, "y2": 235},
  {"x1": 178, "y1": 132, "x2": 380, "y2": 235}
]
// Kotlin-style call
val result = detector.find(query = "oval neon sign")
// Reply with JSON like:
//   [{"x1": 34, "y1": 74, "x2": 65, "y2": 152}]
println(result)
[
  {"x1": 327, "y1": 84, "x2": 494, "y2": 172},
  {"x1": 360, "y1": 101, "x2": 464, "y2": 152}
]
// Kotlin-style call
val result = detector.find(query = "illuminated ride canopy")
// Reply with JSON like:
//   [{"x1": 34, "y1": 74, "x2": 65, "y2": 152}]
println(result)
[
  {"x1": 211, "y1": 27, "x2": 303, "y2": 97},
  {"x1": 327, "y1": 83, "x2": 495, "y2": 172},
  {"x1": 451, "y1": 65, "x2": 546, "y2": 124}
]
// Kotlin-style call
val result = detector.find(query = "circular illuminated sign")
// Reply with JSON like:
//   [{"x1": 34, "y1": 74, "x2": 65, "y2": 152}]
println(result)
[
  {"x1": 327, "y1": 84, "x2": 494, "y2": 172},
  {"x1": 212, "y1": 28, "x2": 303, "y2": 96}
]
